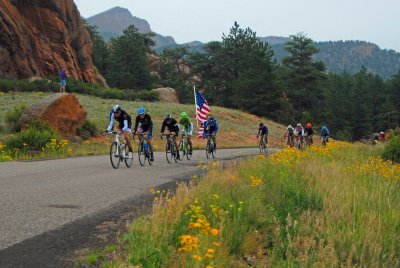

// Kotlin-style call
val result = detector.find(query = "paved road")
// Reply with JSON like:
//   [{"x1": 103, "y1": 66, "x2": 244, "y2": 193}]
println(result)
[{"x1": 0, "y1": 148, "x2": 262, "y2": 267}]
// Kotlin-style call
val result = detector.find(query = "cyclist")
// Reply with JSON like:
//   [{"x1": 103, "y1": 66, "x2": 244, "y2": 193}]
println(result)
[
  {"x1": 257, "y1": 122, "x2": 269, "y2": 146},
  {"x1": 160, "y1": 114, "x2": 180, "y2": 160},
  {"x1": 304, "y1": 123, "x2": 314, "y2": 145},
  {"x1": 379, "y1": 131, "x2": 386, "y2": 142},
  {"x1": 106, "y1": 105, "x2": 133, "y2": 158},
  {"x1": 284, "y1": 125, "x2": 295, "y2": 147},
  {"x1": 320, "y1": 125, "x2": 330, "y2": 142},
  {"x1": 179, "y1": 112, "x2": 193, "y2": 155},
  {"x1": 294, "y1": 123, "x2": 305, "y2": 146},
  {"x1": 203, "y1": 115, "x2": 219, "y2": 150},
  {"x1": 133, "y1": 107, "x2": 154, "y2": 161}
]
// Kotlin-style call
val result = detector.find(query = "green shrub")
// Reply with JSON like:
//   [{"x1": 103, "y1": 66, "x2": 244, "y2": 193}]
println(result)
[
  {"x1": 76, "y1": 120, "x2": 99, "y2": 140},
  {"x1": 382, "y1": 135, "x2": 400, "y2": 163},
  {"x1": 5, "y1": 104, "x2": 27, "y2": 132},
  {"x1": 336, "y1": 129, "x2": 352, "y2": 141},
  {"x1": 5, "y1": 120, "x2": 58, "y2": 155}
]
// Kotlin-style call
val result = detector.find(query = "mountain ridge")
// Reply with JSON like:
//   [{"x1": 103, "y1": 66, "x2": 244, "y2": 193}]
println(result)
[{"x1": 87, "y1": 6, "x2": 400, "y2": 79}]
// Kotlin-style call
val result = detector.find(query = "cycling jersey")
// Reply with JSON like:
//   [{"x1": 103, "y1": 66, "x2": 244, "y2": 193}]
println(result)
[
  {"x1": 258, "y1": 125, "x2": 269, "y2": 136},
  {"x1": 204, "y1": 119, "x2": 219, "y2": 136},
  {"x1": 107, "y1": 110, "x2": 131, "y2": 131},
  {"x1": 294, "y1": 126, "x2": 304, "y2": 136},
  {"x1": 179, "y1": 118, "x2": 193, "y2": 135},
  {"x1": 134, "y1": 114, "x2": 153, "y2": 133},
  {"x1": 304, "y1": 127, "x2": 314, "y2": 136},
  {"x1": 161, "y1": 118, "x2": 179, "y2": 135},
  {"x1": 320, "y1": 128, "x2": 330, "y2": 137},
  {"x1": 287, "y1": 127, "x2": 294, "y2": 136}
]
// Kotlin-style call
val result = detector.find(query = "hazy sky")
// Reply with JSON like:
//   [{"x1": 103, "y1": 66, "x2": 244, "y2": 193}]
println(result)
[{"x1": 74, "y1": 0, "x2": 400, "y2": 52}]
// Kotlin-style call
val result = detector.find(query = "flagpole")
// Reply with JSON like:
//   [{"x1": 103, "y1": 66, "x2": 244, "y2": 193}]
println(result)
[{"x1": 193, "y1": 85, "x2": 199, "y2": 134}]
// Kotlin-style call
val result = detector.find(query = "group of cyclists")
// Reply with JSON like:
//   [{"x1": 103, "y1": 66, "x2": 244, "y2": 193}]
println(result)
[
  {"x1": 284, "y1": 123, "x2": 330, "y2": 147},
  {"x1": 106, "y1": 104, "x2": 219, "y2": 162},
  {"x1": 106, "y1": 103, "x2": 333, "y2": 165}
]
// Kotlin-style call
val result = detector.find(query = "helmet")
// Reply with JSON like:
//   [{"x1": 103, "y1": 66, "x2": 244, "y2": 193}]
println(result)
[
  {"x1": 259, "y1": 122, "x2": 264, "y2": 127},
  {"x1": 297, "y1": 123, "x2": 302, "y2": 127},
  {"x1": 181, "y1": 112, "x2": 188, "y2": 119},
  {"x1": 137, "y1": 107, "x2": 145, "y2": 115},
  {"x1": 112, "y1": 105, "x2": 121, "y2": 112},
  {"x1": 380, "y1": 131, "x2": 384, "y2": 134},
  {"x1": 306, "y1": 123, "x2": 312, "y2": 128},
  {"x1": 165, "y1": 114, "x2": 172, "y2": 120},
  {"x1": 288, "y1": 125, "x2": 293, "y2": 129},
  {"x1": 209, "y1": 115, "x2": 214, "y2": 121}
]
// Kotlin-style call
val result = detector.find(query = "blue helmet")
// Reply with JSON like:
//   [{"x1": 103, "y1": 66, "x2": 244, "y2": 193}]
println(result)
[
  {"x1": 209, "y1": 115, "x2": 214, "y2": 121},
  {"x1": 137, "y1": 107, "x2": 145, "y2": 115}
]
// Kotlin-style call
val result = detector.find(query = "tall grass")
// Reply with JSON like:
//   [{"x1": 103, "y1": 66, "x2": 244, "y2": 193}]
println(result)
[{"x1": 92, "y1": 142, "x2": 400, "y2": 267}]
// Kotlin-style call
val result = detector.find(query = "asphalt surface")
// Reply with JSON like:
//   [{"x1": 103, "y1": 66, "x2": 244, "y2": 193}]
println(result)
[{"x1": 0, "y1": 148, "x2": 262, "y2": 267}]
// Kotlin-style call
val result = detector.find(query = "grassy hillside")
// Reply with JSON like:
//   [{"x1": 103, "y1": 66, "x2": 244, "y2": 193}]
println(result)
[
  {"x1": 82, "y1": 142, "x2": 400, "y2": 267},
  {"x1": 0, "y1": 92, "x2": 286, "y2": 156}
]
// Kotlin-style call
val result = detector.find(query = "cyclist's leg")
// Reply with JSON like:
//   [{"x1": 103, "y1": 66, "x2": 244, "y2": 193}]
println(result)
[
  {"x1": 187, "y1": 135, "x2": 193, "y2": 153},
  {"x1": 173, "y1": 133, "x2": 180, "y2": 157},
  {"x1": 122, "y1": 129, "x2": 133, "y2": 151}
]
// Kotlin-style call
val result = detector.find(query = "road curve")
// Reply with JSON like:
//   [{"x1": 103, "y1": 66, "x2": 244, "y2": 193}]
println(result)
[{"x1": 0, "y1": 148, "x2": 262, "y2": 267}]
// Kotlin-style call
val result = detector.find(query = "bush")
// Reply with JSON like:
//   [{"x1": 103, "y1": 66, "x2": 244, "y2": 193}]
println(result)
[
  {"x1": 5, "y1": 104, "x2": 27, "y2": 132},
  {"x1": 77, "y1": 120, "x2": 99, "y2": 140},
  {"x1": 382, "y1": 135, "x2": 400, "y2": 163},
  {"x1": 5, "y1": 120, "x2": 58, "y2": 155},
  {"x1": 335, "y1": 129, "x2": 352, "y2": 141}
]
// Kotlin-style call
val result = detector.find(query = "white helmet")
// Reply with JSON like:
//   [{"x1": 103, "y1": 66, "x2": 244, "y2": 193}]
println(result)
[
  {"x1": 287, "y1": 125, "x2": 293, "y2": 129},
  {"x1": 380, "y1": 131, "x2": 384, "y2": 134},
  {"x1": 112, "y1": 105, "x2": 121, "y2": 112},
  {"x1": 297, "y1": 123, "x2": 302, "y2": 127}
]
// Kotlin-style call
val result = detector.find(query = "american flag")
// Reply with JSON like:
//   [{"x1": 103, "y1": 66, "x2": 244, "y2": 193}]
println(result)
[{"x1": 195, "y1": 87, "x2": 211, "y2": 138}]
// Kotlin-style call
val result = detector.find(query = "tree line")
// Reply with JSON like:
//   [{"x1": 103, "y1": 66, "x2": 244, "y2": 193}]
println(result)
[{"x1": 86, "y1": 21, "x2": 400, "y2": 141}]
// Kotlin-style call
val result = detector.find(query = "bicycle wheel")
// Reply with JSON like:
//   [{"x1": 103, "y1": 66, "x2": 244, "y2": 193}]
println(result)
[
  {"x1": 146, "y1": 147, "x2": 152, "y2": 166},
  {"x1": 206, "y1": 140, "x2": 210, "y2": 159},
  {"x1": 179, "y1": 140, "x2": 185, "y2": 157},
  {"x1": 124, "y1": 144, "x2": 133, "y2": 168},
  {"x1": 138, "y1": 141, "x2": 146, "y2": 166},
  {"x1": 110, "y1": 142, "x2": 120, "y2": 169},
  {"x1": 259, "y1": 140, "x2": 264, "y2": 153},
  {"x1": 296, "y1": 139, "x2": 302, "y2": 150},
  {"x1": 166, "y1": 142, "x2": 173, "y2": 164},
  {"x1": 172, "y1": 141, "x2": 178, "y2": 163}
]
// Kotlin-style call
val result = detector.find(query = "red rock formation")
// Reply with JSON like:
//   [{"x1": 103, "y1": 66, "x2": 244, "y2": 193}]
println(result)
[
  {"x1": 152, "y1": 87, "x2": 180, "y2": 103},
  {"x1": 0, "y1": 0, "x2": 104, "y2": 85},
  {"x1": 19, "y1": 93, "x2": 87, "y2": 137}
]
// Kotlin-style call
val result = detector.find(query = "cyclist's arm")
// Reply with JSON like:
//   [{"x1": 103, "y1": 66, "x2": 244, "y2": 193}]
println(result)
[
  {"x1": 160, "y1": 121, "x2": 166, "y2": 133},
  {"x1": 122, "y1": 119, "x2": 129, "y2": 131},
  {"x1": 215, "y1": 121, "x2": 219, "y2": 134},
  {"x1": 106, "y1": 113, "x2": 114, "y2": 132},
  {"x1": 133, "y1": 116, "x2": 139, "y2": 133}
]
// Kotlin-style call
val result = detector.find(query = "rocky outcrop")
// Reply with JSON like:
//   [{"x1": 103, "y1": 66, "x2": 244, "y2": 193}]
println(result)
[
  {"x1": 152, "y1": 87, "x2": 180, "y2": 103},
  {"x1": 0, "y1": 0, "x2": 104, "y2": 85},
  {"x1": 19, "y1": 94, "x2": 87, "y2": 137}
]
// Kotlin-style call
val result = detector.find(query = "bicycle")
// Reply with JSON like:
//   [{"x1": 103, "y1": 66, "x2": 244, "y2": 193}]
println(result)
[
  {"x1": 135, "y1": 133, "x2": 152, "y2": 166},
  {"x1": 106, "y1": 131, "x2": 133, "y2": 169},
  {"x1": 321, "y1": 136, "x2": 329, "y2": 147},
  {"x1": 205, "y1": 134, "x2": 216, "y2": 159},
  {"x1": 179, "y1": 131, "x2": 192, "y2": 160},
  {"x1": 258, "y1": 135, "x2": 267, "y2": 153},
  {"x1": 295, "y1": 136, "x2": 303, "y2": 150},
  {"x1": 162, "y1": 133, "x2": 178, "y2": 163},
  {"x1": 286, "y1": 135, "x2": 295, "y2": 148},
  {"x1": 304, "y1": 135, "x2": 313, "y2": 147}
]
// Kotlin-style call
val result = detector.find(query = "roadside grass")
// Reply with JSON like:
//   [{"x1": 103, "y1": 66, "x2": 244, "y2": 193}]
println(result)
[
  {"x1": 89, "y1": 141, "x2": 400, "y2": 267},
  {"x1": 0, "y1": 92, "x2": 286, "y2": 161}
]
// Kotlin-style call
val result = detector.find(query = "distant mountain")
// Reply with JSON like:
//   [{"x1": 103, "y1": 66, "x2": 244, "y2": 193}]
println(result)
[
  {"x1": 86, "y1": 7, "x2": 176, "y2": 48},
  {"x1": 267, "y1": 39, "x2": 400, "y2": 80},
  {"x1": 86, "y1": 7, "x2": 400, "y2": 79}
]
